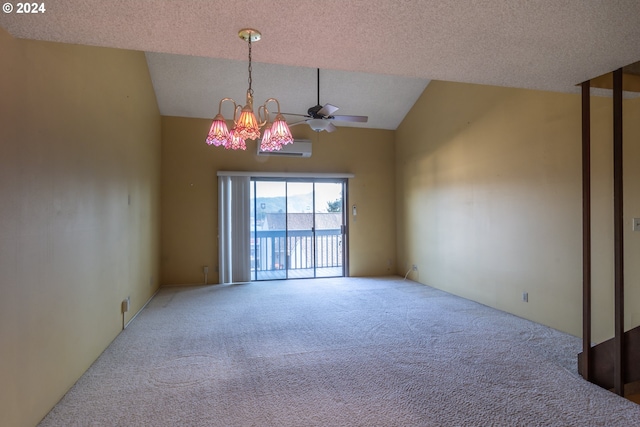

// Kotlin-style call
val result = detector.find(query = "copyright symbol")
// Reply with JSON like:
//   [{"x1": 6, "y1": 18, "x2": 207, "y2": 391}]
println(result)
[{"x1": 2, "y1": 3, "x2": 13, "y2": 13}]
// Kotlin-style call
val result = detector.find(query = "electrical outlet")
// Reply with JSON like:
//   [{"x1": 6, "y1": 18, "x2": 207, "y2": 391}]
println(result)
[
  {"x1": 522, "y1": 292, "x2": 528, "y2": 303},
  {"x1": 633, "y1": 218, "x2": 640, "y2": 231},
  {"x1": 203, "y1": 266, "x2": 209, "y2": 274},
  {"x1": 121, "y1": 297, "x2": 130, "y2": 313},
  {"x1": 412, "y1": 264, "x2": 418, "y2": 271}
]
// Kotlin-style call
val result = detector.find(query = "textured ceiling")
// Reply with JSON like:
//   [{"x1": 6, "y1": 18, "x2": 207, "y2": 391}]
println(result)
[{"x1": 2, "y1": 1, "x2": 640, "y2": 130}]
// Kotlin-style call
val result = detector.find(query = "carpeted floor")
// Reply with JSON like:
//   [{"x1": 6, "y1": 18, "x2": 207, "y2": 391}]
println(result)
[{"x1": 38, "y1": 276, "x2": 640, "y2": 426}]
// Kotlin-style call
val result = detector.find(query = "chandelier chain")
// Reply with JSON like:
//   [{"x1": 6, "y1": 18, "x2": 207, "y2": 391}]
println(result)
[{"x1": 247, "y1": 35, "x2": 253, "y2": 95}]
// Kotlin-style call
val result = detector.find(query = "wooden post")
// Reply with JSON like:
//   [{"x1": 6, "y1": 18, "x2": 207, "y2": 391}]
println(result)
[
  {"x1": 581, "y1": 80, "x2": 592, "y2": 381},
  {"x1": 612, "y1": 68, "x2": 624, "y2": 396}
]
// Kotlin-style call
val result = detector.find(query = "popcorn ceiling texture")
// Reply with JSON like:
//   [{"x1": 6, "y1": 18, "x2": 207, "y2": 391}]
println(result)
[{"x1": 2, "y1": 1, "x2": 640, "y2": 127}]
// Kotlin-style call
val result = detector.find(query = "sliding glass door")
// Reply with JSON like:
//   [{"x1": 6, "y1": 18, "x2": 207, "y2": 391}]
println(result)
[{"x1": 250, "y1": 178, "x2": 346, "y2": 281}]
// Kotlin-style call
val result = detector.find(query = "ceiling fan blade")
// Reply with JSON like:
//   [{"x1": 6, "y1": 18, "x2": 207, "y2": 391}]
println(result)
[
  {"x1": 317, "y1": 103, "x2": 339, "y2": 117},
  {"x1": 281, "y1": 112, "x2": 311, "y2": 118},
  {"x1": 328, "y1": 115, "x2": 369, "y2": 123},
  {"x1": 326, "y1": 122, "x2": 337, "y2": 133},
  {"x1": 288, "y1": 120, "x2": 308, "y2": 127}
]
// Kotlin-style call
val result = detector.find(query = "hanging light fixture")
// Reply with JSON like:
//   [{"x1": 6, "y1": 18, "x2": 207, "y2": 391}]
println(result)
[{"x1": 206, "y1": 29, "x2": 293, "y2": 151}]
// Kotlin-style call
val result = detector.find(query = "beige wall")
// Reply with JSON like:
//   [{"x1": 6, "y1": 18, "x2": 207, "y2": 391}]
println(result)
[
  {"x1": 396, "y1": 80, "x2": 640, "y2": 342},
  {"x1": 161, "y1": 116, "x2": 396, "y2": 285},
  {"x1": 0, "y1": 31, "x2": 161, "y2": 427}
]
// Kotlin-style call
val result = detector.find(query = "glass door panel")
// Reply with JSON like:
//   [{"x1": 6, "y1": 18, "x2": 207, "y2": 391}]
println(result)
[
  {"x1": 286, "y1": 182, "x2": 315, "y2": 279},
  {"x1": 252, "y1": 181, "x2": 287, "y2": 281},
  {"x1": 314, "y1": 182, "x2": 345, "y2": 277}
]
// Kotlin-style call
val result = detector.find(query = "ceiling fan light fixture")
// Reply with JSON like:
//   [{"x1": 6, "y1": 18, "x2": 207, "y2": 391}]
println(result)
[
  {"x1": 205, "y1": 29, "x2": 291, "y2": 151},
  {"x1": 308, "y1": 119, "x2": 330, "y2": 132}
]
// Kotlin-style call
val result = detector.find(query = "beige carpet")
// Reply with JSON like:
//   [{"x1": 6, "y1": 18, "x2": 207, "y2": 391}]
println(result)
[{"x1": 38, "y1": 276, "x2": 640, "y2": 426}]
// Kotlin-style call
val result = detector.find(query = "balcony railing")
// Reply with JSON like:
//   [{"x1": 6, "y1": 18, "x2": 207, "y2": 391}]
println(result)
[{"x1": 251, "y1": 229, "x2": 343, "y2": 279}]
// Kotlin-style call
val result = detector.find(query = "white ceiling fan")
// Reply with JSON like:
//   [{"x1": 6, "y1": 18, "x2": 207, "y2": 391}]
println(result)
[{"x1": 283, "y1": 69, "x2": 368, "y2": 132}]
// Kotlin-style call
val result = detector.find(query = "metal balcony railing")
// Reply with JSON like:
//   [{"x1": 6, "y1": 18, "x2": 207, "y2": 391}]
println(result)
[{"x1": 251, "y1": 229, "x2": 343, "y2": 277}]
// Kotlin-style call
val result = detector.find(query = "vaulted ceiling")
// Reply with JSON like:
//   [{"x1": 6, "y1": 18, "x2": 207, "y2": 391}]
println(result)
[{"x1": 2, "y1": 1, "x2": 640, "y2": 130}]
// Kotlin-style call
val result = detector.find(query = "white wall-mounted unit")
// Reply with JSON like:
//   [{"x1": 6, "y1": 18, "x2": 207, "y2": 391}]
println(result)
[{"x1": 257, "y1": 140, "x2": 312, "y2": 157}]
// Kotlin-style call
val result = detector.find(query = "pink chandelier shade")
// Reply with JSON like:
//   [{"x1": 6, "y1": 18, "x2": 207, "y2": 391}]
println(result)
[
  {"x1": 259, "y1": 126, "x2": 277, "y2": 151},
  {"x1": 206, "y1": 113, "x2": 230, "y2": 146},
  {"x1": 224, "y1": 129, "x2": 247, "y2": 150},
  {"x1": 269, "y1": 113, "x2": 294, "y2": 146},
  {"x1": 205, "y1": 29, "x2": 292, "y2": 151},
  {"x1": 258, "y1": 100, "x2": 293, "y2": 151},
  {"x1": 234, "y1": 91, "x2": 262, "y2": 141}
]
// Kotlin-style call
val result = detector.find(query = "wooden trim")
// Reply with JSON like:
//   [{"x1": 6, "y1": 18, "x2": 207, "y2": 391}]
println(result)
[
  {"x1": 581, "y1": 80, "x2": 592, "y2": 382},
  {"x1": 613, "y1": 68, "x2": 625, "y2": 396}
]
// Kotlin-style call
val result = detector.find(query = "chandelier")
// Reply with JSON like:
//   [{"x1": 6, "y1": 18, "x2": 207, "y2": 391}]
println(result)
[{"x1": 206, "y1": 29, "x2": 293, "y2": 151}]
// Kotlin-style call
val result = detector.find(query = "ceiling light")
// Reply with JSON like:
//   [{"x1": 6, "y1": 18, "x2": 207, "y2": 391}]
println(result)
[
  {"x1": 307, "y1": 119, "x2": 331, "y2": 132},
  {"x1": 206, "y1": 29, "x2": 293, "y2": 151}
]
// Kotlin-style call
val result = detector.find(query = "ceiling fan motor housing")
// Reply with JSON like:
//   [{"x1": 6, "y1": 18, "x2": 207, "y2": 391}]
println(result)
[{"x1": 307, "y1": 104, "x2": 324, "y2": 118}]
